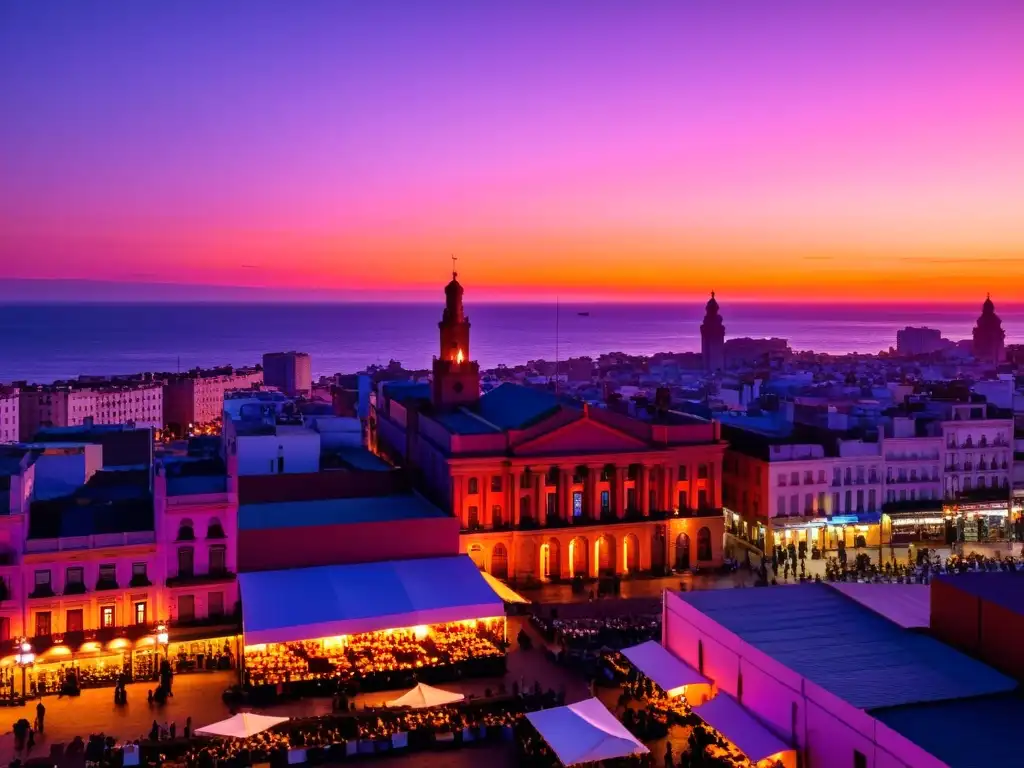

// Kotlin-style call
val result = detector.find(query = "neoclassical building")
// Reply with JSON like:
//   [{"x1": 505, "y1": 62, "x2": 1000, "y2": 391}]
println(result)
[{"x1": 372, "y1": 272, "x2": 727, "y2": 582}]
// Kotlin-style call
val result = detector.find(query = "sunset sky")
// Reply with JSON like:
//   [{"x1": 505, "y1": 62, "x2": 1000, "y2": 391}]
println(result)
[{"x1": 2, "y1": 1, "x2": 1024, "y2": 302}]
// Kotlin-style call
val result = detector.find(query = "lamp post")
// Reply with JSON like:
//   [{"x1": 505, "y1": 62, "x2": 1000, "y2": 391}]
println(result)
[
  {"x1": 154, "y1": 622, "x2": 169, "y2": 678},
  {"x1": 14, "y1": 638, "x2": 35, "y2": 700}
]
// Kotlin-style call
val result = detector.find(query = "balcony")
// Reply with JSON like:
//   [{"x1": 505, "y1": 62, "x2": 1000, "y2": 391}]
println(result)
[
  {"x1": 129, "y1": 574, "x2": 153, "y2": 588},
  {"x1": 95, "y1": 578, "x2": 119, "y2": 591},
  {"x1": 166, "y1": 570, "x2": 236, "y2": 588},
  {"x1": 28, "y1": 585, "x2": 55, "y2": 599},
  {"x1": 63, "y1": 582, "x2": 87, "y2": 596},
  {"x1": 25, "y1": 531, "x2": 155, "y2": 554}
]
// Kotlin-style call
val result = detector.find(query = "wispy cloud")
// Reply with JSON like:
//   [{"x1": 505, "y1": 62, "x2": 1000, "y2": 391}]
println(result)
[{"x1": 897, "y1": 256, "x2": 1024, "y2": 265}]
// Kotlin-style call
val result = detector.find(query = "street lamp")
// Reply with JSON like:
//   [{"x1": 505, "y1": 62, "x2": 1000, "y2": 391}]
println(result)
[
  {"x1": 14, "y1": 638, "x2": 34, "y2": 699},
  {"x1": 154, "y1": 623, "x2": 169, "y2": 676}
]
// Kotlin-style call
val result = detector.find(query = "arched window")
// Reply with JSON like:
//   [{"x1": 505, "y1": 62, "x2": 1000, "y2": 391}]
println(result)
[
  {"x1": 697, "y1": 526, "x2": 713, "y2": 561},
  {"x1": 177, "y1": 518, "x2": 195, "y2": 541},
  {"x1": 675, "y1": 533, "x2": 691, "y2": 570},
  {"x1": 206, "y1": 518, "x2": 225, "y2": 539},
  {"x1": 491, "y1": 544, "x2": 509, "y2": 579},
  {"x1": 468, "y1": 544, "x2": 485, "y2": 570}
]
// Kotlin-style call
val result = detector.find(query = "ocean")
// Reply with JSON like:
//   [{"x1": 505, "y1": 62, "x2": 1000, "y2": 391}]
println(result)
[{"x1": 0, "y1": 302, "x2": 1018, "y2": 384}]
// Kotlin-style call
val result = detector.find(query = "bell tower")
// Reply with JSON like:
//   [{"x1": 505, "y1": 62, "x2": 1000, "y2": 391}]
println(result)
[
  {"x1": 432, "y1": 258, "x2": 480, "y2": 408},
  {"x1": 701, "y1": 291, "x2": 726, "y2": 372}
]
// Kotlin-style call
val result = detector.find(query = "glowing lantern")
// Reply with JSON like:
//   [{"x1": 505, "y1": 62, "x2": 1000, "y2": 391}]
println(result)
[{"x1": 456, "y1": 349, "x2": 464, "y2": 364}]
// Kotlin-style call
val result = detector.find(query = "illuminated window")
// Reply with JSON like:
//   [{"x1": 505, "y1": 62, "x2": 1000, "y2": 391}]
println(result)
[
  {"x1": 572, "y1": 491, "x2": 583, "y2": 518},
  {"x1": 134, "y1": 602, "x2": 147, "y2": 626},
  {"x1": 100, "y1": 605, "x2": 115, "y2": 628}
]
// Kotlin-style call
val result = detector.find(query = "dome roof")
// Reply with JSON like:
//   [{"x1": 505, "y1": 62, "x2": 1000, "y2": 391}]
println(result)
[
  {"x1": 705, "y1": 291, "x2": 719, "y2": 313},
  {"x1": 982, "y1": 293, "x2": 995, "y2": 313}
]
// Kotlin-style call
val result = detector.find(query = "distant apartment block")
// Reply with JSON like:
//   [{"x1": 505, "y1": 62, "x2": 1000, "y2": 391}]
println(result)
[
  {"x1": 896, "y1": 326, "x2": 946, "y2": 356},
  {"x1": 262, "y1": 352, "x2": 312, "y2": 397},
  {"x1": 18, "y1": 383, "x2": 162, "y2": 440},
  {"x1": 0, "y1": 387, "x2": 18, "y2": 443},
  {"x1": 163, "y1": 366, "x2": 263, "y2": 430}
]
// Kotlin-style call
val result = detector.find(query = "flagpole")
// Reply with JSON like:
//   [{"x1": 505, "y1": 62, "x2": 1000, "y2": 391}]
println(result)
[{"x1": 555, "y1": 297, "x2": 560, "y2": 395}]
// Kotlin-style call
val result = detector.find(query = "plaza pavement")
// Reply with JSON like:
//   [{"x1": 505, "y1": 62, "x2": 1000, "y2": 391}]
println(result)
[{"x1": 0, "y1": 617, "x2": 586, "y2": 764}]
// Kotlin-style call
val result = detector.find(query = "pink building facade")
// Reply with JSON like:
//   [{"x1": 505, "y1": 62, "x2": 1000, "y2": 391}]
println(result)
[{"x1": 663, "y1": 588, "x2": 1007, "y2": 768}]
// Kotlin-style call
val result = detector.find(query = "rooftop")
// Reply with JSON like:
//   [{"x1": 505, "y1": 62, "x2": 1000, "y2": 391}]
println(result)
[
  {"x1": 873, "y1": 694, "x2": 1024, "y2": 768},
  {"x1": 32, "y1": 425, "x2": 153, "y2": 468},
  {"x1": 29, "y1": 470, "x2": 154, "y2": 539},
  {"x1": 474, "y1": 383, "x2": 565, "y2": 431},
  {"x1": 163, "y1": 456, "x2": 228, "y2": 496},
  {"x1": 239, "y1": 492, "x2": 445, "y2": 531},
  {"x1": 675, "y1": 584, "x2": 1015, "y2": 710},
  {"x1": 320, "y1": 447, "x2": 393, "y2": 472}
]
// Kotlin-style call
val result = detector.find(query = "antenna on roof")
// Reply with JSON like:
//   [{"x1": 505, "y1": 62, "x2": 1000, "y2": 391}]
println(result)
[{"x1": 555, "y1": 297, "x2": 560, "y2": 395}]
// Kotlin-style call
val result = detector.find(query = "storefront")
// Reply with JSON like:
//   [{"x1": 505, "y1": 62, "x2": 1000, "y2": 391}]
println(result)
[
  {"x1": 768, "y1": 518, "x2": 826, "y2": 556},
  {"x1": 822, "y1": 513, "x2": 885, "y2": 550},
  {"x1": 947, "y1": 501, "x2": 1011, "y2": 543},
  {"x1": 887, "y1": 511, "x2": 946, "y2": 545}
]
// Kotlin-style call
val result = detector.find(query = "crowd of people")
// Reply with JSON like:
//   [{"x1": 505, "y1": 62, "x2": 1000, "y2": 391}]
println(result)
[
  {"x1": 822, "y1": 549, "x2": 1024, "y2": 584},
  {"x1": 532, "y1": 614, "x2": 661, "y2": 654},
  {"x1": 243, "y1": 620, "x2": 506, "y2": 690}
]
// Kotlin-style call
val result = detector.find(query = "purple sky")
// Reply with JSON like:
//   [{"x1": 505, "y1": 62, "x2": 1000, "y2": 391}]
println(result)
[{"x1": 2, "y1": 1, "x2": 1023, "y2": 301}]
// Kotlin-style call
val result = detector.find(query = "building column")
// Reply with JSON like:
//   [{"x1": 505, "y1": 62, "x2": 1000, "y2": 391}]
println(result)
[
  {"x1": 588, "y1": 466, "x2": 600, "y2": 519},
  {"x1": 666, "y1": 465, "x2": 677, "y2": 512},
  {"x1": 616, "y1": 465, "x2": 628, "y2": 519},
  {"x1": 561, "y1": 468, "x2": 572, "y2": 522},
  {"x1": 509, "y1": 471, "x2": 519, "y2": 526},
  {"x1": 481, "y1": 477, "x2": 490, "y2": 528},
  {"x1": 640, "y1": 467, "x2": 650, "y2": 516}
]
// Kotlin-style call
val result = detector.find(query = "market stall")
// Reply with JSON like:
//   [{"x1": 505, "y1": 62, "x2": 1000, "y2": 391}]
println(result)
[
  {"x1": 620, "y1": 640, "x2": 712, "y2": 702},
  {"x1": 692, "y1": 692, "x2": 796, "y2": 768},
  {"x1": 525, "y1": 697, "x2": 649, "y2": 766},
  {"x1": 238, "y1": 555, "x2": 508, "y2": 691}
]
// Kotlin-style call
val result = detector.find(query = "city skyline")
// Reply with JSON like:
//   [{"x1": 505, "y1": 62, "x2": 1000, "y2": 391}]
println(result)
[{"x1": 3, "y1": 2, "x2": 1024, "y2": 301}]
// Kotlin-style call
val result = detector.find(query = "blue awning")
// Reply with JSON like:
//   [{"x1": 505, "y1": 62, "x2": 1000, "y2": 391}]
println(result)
[
  {"x1": 621, "y1": 641, "x2": 710, "y2": 697},
  {"x1": 239, "y1": 555, "x2": 505, "y2": 644},
  {"x1": 827, "y1": 511, "x2": 881, "y2": 525}
]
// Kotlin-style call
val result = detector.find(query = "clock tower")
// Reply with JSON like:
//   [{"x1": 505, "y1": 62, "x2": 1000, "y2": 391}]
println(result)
[{"x1": 432, "y1": 260, "x2": 480, "y2": 408}]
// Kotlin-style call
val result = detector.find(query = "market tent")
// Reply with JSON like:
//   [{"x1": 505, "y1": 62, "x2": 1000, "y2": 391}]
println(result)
[
  {"x1": 195, "y1": 713, "x2": 289, "y2": 738},
  {"x1": 692, "y1": 693, "x2": 794, "y2": 766},
  {"x1": 525, "y1": 697, "x2": 649, "y2": 766},
  {"x1": 239, "y1": 555, "x2": 505, "y2": 644},
  {"x1": 386, "y1": 683, "x2": 466, "y2": 709},
  {"x1": 482, "y1": 571, "x2": 530, "y2": 604},
  {"x1": 621, "y1": 640, "x2": 712, "y2": 700}
]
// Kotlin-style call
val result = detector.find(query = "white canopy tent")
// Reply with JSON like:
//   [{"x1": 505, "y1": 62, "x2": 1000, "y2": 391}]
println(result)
[
  {"x1": 621, "y1": 640, "x2": 712, "y2": 700},
  {"x1": 386, "y1": 683, "x2": 466, "y2": 709},
  {"x1": 692, "y1": 693, "x2": 795, "y2": 767},
  {"x1": 195, "y1": 713, "x2": 290, "y2": 739},
  {"x1": 526, "y1": 697, "x2": 649, "y2": 766}
]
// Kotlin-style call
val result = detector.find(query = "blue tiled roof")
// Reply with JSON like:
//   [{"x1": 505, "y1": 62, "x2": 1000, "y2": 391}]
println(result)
[
  {"x1": 933, "y1": 572, "x2": 1024, "y2": 616},
  {"x1": 676, "y1": 585, "x2": 1016, "y2": 710},
  {"x1": 239, "y1": 492, "x2": 445, "y2": 530},
  {"x1": 436, "y1": 410, "x2": 501, "y2": 435},
  {"x1": 874, "y1": 695, "x2": 1024, "y2": 767},
  {"x1": 475, "y1": 383, "x2": 562, "y2": 430}
]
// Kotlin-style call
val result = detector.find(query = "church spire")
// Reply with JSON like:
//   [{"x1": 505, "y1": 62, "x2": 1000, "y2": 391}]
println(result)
[{"x1": 433, "y1": 262, "x2": 479, "y2": 408}]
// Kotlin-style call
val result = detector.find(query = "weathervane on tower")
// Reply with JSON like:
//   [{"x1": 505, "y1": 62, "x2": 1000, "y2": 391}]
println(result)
[{"x1": 451, "y1": 254, "x2": 458, "y2": 280}]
